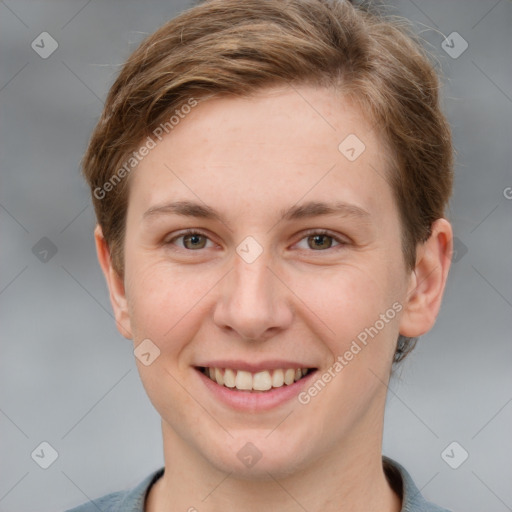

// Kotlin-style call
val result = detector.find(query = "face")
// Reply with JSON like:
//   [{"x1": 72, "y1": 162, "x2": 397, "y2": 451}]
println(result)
[{"x1": 102, "y1": 85, "x2": 421, "y2": 477}]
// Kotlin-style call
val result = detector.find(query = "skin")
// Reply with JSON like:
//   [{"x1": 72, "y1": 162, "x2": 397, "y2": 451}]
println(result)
[{"x1": 95, "y1": 85, "x2": 452, "y2": 512}]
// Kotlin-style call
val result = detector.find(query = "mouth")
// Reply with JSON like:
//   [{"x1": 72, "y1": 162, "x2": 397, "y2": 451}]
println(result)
[{"x1": 195, "y1": 366, "x2": 316, "y2": 393}]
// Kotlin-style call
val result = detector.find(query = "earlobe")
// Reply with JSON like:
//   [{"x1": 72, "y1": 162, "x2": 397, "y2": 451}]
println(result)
[
  {"x1": 94, "y1": 225, "x2": 133, "y2": 339},
  {"x1": 398, "y1": 218, "x2": 453, "y2": 338}
]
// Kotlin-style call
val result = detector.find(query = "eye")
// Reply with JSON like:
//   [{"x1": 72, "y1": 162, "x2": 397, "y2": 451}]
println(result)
[
  {"x1": 165, "y1": 230, "x2": 214, "y2": 250},
  {"x1": 164, "y1": 229, "x2": 348, "y2": 252},
  {"x1": 295, "y1": 230, "x2": 348, "y2": 251}
]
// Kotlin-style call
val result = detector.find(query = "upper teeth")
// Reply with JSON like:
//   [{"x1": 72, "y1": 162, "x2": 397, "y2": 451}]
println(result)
[{"x1": 203, "y1": 367, "x2": 309, "y2": 391}]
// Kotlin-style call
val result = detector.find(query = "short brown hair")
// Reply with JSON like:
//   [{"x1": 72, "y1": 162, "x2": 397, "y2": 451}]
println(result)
[{"x1": 82, "y1": 0, "x2": 453, "y2": 363}]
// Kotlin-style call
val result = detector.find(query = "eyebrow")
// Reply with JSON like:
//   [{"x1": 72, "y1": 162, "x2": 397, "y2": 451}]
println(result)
[{"x1": 142, "y1": 199, "x2": 371, "y2": 229}]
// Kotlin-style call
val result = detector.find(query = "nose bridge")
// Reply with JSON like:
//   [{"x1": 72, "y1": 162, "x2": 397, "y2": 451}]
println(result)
[
  {"x1": 233, "y1": 253, "x2": 273, "y2": 307},
  {"x1": 213, "y1": 246, "x2": 292, "y2": 340}
]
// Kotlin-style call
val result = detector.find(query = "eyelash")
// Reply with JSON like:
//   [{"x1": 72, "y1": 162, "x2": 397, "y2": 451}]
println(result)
[{"x1": 165, "y1": 228, "x2": 349, "y2": 253}]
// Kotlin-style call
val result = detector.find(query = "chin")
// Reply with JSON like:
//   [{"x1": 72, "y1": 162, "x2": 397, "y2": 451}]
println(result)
[{"x1": 201, "y1": 432, "x2": 312, "y2": 480}]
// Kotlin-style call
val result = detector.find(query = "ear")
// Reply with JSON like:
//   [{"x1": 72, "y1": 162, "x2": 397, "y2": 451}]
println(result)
[
  {"x1": 399, "y1": 218, "x2": 453, "y2": 338},
  {"x1": 94, "y1": 224, "x2": 133, "y2": 339}
]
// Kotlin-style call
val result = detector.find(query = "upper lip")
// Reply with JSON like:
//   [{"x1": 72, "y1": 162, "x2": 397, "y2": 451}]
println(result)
[{"x1": 195, "y1": 360, "x2": 317, "y2": 373}]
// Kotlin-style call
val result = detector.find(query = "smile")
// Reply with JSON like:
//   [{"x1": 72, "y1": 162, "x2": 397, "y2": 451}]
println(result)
[{"x1": 198, "y1": 366, "x2": 314, "y2": 392}]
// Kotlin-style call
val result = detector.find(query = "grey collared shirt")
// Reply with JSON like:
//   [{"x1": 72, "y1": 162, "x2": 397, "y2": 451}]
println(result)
[{"x1": 65, "y1": 457, "x2": 452, "y2": 511}]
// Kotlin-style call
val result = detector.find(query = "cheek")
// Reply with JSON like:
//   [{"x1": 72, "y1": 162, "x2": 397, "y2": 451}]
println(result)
[
  {"x1": 124, "y1": 262, "x2": 210, "y2": 423},
  {"x1": 288, "y1": 263, "x2": 393, "y2": 346},
  {"x1": 124, "y1": 259, "x2": 215, "y2": 344},
  {"x1": 293, "y1": 261, "x2": 404, "y2": 406},
  {"x1": 292, "y1": 266, "x2": 402, "y2": 428}
]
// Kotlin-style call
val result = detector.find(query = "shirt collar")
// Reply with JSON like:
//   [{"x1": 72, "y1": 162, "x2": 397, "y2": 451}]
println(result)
[{"x1": 116, "y1": 457, "x2": 447, "y2": 512}]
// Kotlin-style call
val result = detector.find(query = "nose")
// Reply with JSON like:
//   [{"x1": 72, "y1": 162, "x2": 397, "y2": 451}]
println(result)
[{"x1": 213, "y1": 250, "x2": 293, "y2": 341}]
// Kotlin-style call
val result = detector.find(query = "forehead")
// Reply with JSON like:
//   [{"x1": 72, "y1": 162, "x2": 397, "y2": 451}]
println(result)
[{"x1": 127, "y1": 85, "x2": 396, "y2": 223}]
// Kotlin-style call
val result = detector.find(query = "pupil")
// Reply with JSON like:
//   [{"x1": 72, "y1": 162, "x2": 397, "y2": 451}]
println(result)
[
  {"x1": 185, "y1": 234, "x2": 204, "y2": 249},
  {"x1": 311, "y1": 235, "x2": 331, "y2": 249}
]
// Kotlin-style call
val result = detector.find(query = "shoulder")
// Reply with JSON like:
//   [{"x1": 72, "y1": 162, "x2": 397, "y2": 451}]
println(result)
[
  {"x1": 64, "y1": 468, "x2": 165, "y2": 512},
  {"x1": 383, "y1": 456, "x2": 452, "y2": 512},
  {"x1": 65, "y1": 490, "x2": 125, "y2": 512}
]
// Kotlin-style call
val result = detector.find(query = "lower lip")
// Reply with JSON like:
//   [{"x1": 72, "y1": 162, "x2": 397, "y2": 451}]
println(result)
[{"x1": 195, "y1": 368, "x2": 317, "y2": 412}]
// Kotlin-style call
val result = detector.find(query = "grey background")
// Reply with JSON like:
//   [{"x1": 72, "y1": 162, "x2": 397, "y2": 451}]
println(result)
[{"x1": 0, "y1": 1, "x2": 511, "y2": 511}]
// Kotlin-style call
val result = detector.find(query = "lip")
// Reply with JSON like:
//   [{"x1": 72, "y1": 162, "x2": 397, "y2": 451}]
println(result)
[{"x1": 194, "y1": 366, "x2": 318, "y2": 412}]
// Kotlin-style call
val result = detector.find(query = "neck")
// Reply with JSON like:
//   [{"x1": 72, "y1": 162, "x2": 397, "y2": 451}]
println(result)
[{"x1": 146, "y1": 421, "x2": 401, "y2": 512}]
